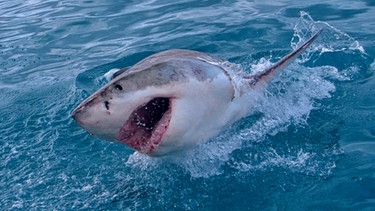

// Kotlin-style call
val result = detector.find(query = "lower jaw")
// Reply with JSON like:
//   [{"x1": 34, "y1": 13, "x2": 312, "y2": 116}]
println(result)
[{"x1": 116, "y1": 133, "x2": 156, "y2": 155}]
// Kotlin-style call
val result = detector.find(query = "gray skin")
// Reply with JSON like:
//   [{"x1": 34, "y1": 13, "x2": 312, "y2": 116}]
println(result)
[{"x1": 72, "y1": 30, "x2": 322, "y2": 156}]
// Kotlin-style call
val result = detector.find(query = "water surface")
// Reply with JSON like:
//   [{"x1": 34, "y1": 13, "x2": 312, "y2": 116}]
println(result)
[{"x1": 1, "y1": 0, "x2": 374, "y2": 210}]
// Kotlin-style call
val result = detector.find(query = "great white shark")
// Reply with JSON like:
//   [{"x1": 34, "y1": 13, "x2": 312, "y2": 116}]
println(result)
[{"x1": 72, "y1": 30, "x2": 322, "y2": 156}]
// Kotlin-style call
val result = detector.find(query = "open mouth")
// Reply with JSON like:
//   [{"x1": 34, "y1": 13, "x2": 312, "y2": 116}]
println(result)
[{"x1": 116, "y1": 97, "x2": 172, "y2": 154}]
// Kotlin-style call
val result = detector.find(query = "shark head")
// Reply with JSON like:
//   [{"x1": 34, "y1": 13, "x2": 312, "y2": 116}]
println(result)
[{"x1": 72, "y1": 50, "x2": 241, "y2": 156}]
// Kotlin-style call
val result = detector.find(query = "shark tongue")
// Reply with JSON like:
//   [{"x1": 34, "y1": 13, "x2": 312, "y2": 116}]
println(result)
[{"x1": 116, "y1": 98, "x2": 171, "y2": 154}]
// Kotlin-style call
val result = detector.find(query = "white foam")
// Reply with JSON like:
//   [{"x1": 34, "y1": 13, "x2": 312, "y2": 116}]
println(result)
[{"x1": 103, "y1": 68, "x2": 121, "y2": 82}]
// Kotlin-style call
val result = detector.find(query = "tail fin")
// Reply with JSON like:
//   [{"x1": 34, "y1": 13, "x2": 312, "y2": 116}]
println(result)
[{"x1": 247, "y1": 29, "x2": 322, "y2": 86}]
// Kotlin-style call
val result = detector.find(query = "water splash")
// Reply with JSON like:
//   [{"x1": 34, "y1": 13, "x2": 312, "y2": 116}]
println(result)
[
  {"x1": 293, "y1": 11, "x2": 366, "y2": 55},
  {"x1": 292, "y1": 11, "x2": 371, "y2": 81}
]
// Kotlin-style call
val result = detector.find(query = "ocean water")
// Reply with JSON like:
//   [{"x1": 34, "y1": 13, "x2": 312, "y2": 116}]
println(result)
[{"x1": 1, "y1": 0, "x2": 374, "y2": 210}]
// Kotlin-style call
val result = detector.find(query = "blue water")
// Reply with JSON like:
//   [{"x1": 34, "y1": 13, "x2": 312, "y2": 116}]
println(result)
[{"x1": 1, "y1": 0, "x2": 374, "y2": 210}]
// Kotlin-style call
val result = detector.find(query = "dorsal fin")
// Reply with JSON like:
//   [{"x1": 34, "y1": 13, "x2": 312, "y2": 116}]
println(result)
[{"x1": 247, "y1": 29, "x2": 323, "y2": 86}]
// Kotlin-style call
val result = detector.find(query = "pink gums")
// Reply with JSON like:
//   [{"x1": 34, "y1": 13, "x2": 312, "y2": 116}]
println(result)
[{"x1": 116, "y1": 100, "x2": 172, "y2": 154}]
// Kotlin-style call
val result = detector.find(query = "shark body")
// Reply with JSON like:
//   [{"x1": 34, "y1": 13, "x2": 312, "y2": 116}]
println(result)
[{"x1": 72, "y1": 30, "x2": 321, "y2": 156}]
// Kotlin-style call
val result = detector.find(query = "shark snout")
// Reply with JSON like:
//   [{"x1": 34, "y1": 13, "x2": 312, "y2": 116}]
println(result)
[
  {"x1": 71, "y1": 104, "x2": 89, "y2": 128},
  {"x1": 71, "y1": 93, "x2": 104, "y2": 127}
]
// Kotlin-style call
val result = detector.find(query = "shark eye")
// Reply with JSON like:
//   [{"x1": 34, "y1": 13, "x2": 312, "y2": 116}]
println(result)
[{"x1": 114, "y1": 84, "x2": 123, "y2": 91}]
